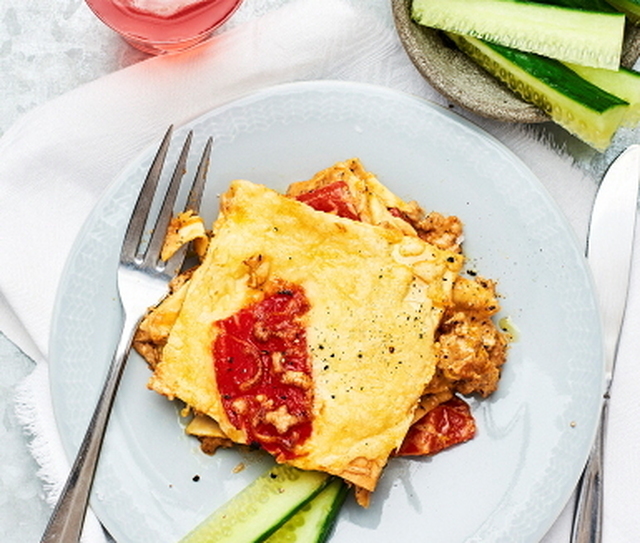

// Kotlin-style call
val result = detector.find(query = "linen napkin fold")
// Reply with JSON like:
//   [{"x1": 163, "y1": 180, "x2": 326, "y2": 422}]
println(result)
[{"x1": 1, "y1": 0, "x2": 628, "y2": 541}]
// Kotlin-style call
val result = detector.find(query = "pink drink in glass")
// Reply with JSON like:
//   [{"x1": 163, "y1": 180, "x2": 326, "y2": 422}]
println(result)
[{"x1": 85, "y1": 0, "x2": 244, "y2": 54}]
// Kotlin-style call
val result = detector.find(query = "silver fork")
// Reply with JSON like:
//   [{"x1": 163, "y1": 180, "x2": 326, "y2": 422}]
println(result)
[{"x1": 40, "y1": 126, "x2": 213, "y2": 543}]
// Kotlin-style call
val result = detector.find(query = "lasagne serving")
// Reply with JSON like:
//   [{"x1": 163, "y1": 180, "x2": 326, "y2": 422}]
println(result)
[{"x1": 133, "y1": 159, "x2": 508, "y2": 506}]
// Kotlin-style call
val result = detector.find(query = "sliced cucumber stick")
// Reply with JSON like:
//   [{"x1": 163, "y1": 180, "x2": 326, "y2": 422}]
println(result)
[
  {"x1": 411, "y1": 0, "x2": 625, "y2": 69},
  {"x1": 448, "y1": 33, "x2": 629, "y2": 150},
  {"x1": 564, "y1": 62, "x2": 640, "y2": 125},
  {"x1": 179, "y1": 465, "x2": 331, "y2": 543},
  {"x1": 264, "y1": 479, "x2": 349, "y2": 543},
  {"x1": 605, "y1": 0, "x2": 640, "y2": 22}
]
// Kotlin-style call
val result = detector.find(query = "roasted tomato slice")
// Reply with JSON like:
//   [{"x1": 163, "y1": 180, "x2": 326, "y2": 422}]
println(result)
[
  {"x1": 294, "y1": 181, "x2": 360, "y2": 221},
  {"x1": 213, "y1": 283, "x2": 313, "y2": 461},
  {"x1": 397, "y1": 396, "x2": 476, "y2": 456}
]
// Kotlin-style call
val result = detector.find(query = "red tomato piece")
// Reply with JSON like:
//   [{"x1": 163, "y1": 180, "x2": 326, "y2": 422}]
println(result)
[
  {"x1": 396, "y1": 397, "x2": 476, "y2": 456},
  {"x1": 294, "y1": 181, "x2": 360, "y2": 221},
  {"x1": 212, "y1": 284, "x2": 313, "y2": 460}
]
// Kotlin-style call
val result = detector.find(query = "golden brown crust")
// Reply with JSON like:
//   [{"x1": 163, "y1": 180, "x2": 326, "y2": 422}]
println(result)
[
  {"x1": 144, "y1": 178, "x2": 446, "y2": 492},
  {"x1": 133, "y1": 270, "x2": 194, "y2": 369},
  {"x1": 160, "y1": 210, "x2": 209, "y2": 262},
  {"x1": 411, "y1": 390, "x2": 455, "y2": 424},
  {"x1": 334, "y1": 456, "x2": 386, "y2": 493},
  {"x1": 354, "y1": 486, "x2": 372, "y2": 508}
]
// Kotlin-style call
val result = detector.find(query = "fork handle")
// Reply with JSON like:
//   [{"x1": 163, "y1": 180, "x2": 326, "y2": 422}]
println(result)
[
  {"x1": 570, "y1": 398, "x2": 608, "y2": 543},
  {"x1": 40, "y1": 313, "x2": 137, "y2": 543}
]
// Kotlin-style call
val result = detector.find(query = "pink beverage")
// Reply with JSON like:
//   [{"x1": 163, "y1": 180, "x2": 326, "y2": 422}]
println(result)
[{"x1": 85, "y1": 0, "x2": 244, "y2": 54}]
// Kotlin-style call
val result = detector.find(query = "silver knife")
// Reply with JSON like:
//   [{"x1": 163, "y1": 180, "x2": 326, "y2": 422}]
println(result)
[{"x1": 570, "y1": 144, "x2": 640, "y2": 543}]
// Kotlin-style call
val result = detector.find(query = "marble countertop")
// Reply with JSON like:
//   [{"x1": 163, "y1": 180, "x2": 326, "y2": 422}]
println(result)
[
  {"x1": 1, "y1": 2, "x2": 149, "y2": 137},
  {"x1": 0, "y1": 333, "x2": 47, "y2": 542}
]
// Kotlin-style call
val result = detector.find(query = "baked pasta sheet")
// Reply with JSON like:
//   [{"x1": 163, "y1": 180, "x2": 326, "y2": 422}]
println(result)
[{"x1": 134, "y1": 159, "x2": 508, "y2": 503}]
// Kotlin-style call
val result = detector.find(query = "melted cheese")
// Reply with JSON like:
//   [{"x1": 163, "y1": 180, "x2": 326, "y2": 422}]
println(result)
[{"x1": 147, "y1": 179, "x2": 463, "y2": 491}]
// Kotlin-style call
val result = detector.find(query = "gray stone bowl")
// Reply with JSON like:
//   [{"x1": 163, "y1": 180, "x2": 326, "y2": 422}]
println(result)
[{"x1": 392, "y1": 0, "x2": 640, "y2": 123}]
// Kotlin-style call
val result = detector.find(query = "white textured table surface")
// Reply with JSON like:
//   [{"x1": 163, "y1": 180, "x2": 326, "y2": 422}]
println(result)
[
  {"x1": 0, "y1": 332, "x2": 48, "y2": 542},
  {"x1": 0, "y1": 1, "x2": 149, "y2": 138}
]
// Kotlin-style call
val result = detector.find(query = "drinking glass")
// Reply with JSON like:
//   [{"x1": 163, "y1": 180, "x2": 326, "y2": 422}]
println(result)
[{"x1": 85, "y1": 0, "x2": 244, "y2": 54}]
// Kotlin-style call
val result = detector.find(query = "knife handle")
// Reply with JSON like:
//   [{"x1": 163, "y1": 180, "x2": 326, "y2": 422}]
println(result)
[{"x1": 570, "y1": 399, "x2": 608, "y2": 543}]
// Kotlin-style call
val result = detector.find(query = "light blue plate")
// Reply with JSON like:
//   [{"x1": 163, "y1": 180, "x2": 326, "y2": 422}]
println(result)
[{"x1": 49, "y1": 81, "x2": 604, "y2": 543}]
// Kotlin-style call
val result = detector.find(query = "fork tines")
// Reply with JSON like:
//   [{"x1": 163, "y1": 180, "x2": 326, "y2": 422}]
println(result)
[{"x1": 122, "y1": 126, "x2": 213, "y2": 276}]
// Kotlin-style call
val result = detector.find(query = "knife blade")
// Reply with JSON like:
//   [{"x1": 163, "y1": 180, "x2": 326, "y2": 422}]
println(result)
[
  {"x1": 570, "y1": 144, "x2": 640, "y2": 543},
  {"x1": 589, "y1": 145, "x2": 640, "y2": 388}
]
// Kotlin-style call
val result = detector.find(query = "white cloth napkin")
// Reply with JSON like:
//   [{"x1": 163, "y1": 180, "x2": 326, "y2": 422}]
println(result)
[{"x1": 1, "y1": 0, "x2": 637, "y2": 541}]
